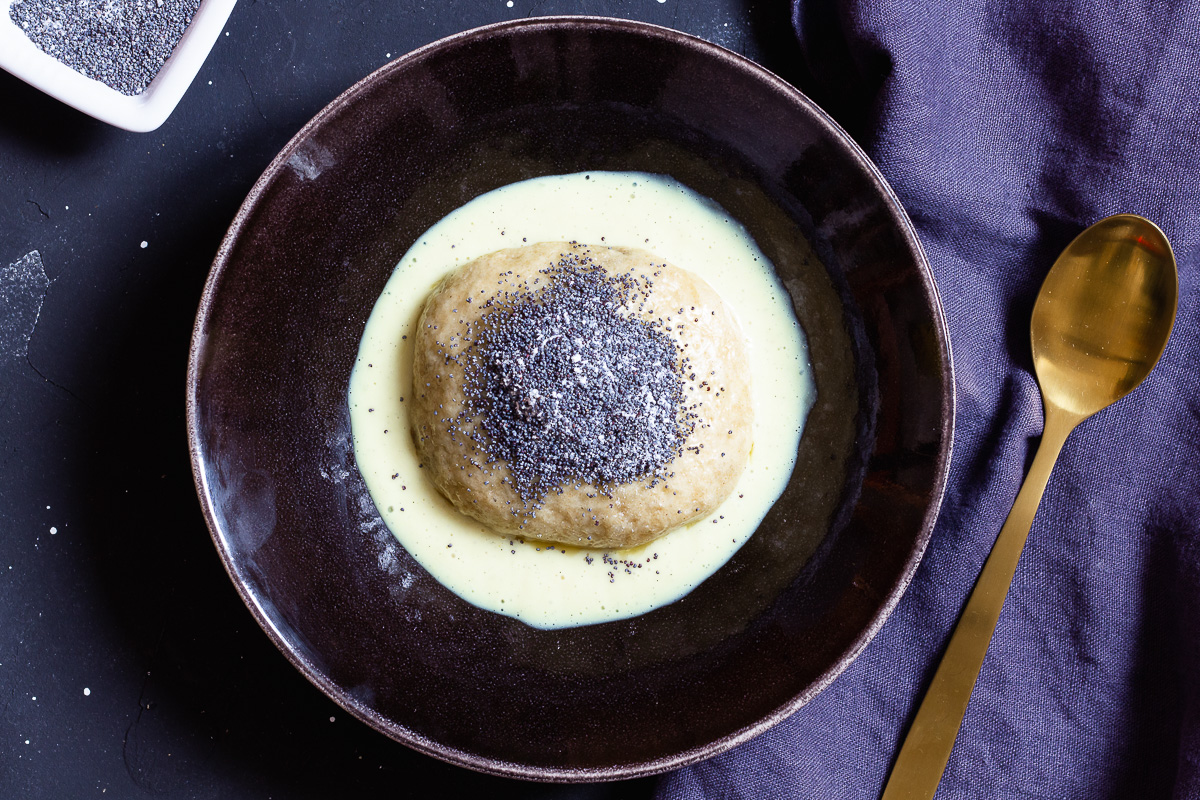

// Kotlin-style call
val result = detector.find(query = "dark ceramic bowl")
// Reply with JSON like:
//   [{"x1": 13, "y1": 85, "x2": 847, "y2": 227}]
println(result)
[{"x1": 187, "y1": 16, "x2": 953, "y2": 781}]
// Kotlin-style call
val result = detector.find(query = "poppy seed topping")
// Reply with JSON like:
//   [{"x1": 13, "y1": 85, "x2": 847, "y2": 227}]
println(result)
[{"x1": 450, "y1": 249, "x2": 697, "y2": 504}]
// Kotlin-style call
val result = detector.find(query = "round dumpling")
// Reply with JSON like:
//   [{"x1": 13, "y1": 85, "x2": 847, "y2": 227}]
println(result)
[{"x1": 409, "y1": 241, "x2": 751, "y2": 548}]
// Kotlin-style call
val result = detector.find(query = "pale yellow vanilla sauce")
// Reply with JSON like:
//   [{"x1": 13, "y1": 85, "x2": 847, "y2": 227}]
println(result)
[{"x1": 348, "y1": 172, "x2": 815, "y2": 629}]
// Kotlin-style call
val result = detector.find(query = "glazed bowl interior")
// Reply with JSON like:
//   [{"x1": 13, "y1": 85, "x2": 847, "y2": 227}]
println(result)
[{"x1": 187, "y1": 16, "x2": 952, "y2": 781}]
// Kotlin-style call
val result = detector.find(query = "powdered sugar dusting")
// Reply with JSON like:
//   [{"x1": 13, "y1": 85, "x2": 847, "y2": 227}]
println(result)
[{"x1": 1, "y1": 250, "x2": 50, "y2": 359}]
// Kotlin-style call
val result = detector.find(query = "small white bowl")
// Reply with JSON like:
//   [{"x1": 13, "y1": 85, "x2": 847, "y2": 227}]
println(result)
[{"x1": 0, "y1": 0, "x2": 237, "y2": 132}]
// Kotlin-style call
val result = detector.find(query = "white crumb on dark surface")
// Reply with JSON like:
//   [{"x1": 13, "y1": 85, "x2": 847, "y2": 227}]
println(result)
[{"x1": 9, "y1": 0, "x2": 203, "y2": 96}]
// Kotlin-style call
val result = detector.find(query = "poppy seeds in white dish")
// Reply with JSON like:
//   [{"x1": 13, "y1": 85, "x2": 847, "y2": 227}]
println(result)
[{"x1": 10, "y1": 0, "x2": 203, "y2": 96}]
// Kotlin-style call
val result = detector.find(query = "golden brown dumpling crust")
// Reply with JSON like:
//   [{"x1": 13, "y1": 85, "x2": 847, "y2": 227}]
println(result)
[{"x1": 410, "y1": 241, "x2": 752, "y2": 548}]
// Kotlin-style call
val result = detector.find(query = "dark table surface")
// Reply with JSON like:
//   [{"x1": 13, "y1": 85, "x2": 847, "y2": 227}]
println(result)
[{"x1": 0, "y1": 2, "x2": 809, "y2": 796}]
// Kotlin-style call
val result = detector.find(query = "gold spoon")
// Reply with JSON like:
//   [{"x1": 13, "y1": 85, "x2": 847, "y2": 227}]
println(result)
[{"x1": 881, "y1": 214, "x2": 1178, "y2": 800}]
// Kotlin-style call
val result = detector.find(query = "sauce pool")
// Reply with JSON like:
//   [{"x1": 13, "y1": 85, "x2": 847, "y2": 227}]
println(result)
[{"x1": 348, "y1": 171, "x2": 815, "y2": 629}]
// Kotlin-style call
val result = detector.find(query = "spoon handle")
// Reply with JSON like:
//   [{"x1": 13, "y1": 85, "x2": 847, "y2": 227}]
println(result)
[{"x1": 880, "y1": 406, "x2": 1079, "y2": 800}]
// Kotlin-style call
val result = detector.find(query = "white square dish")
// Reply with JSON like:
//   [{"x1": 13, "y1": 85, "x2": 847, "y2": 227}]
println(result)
[{"x1": 0, "y1": 0, "x2": 237, "y2": 132}]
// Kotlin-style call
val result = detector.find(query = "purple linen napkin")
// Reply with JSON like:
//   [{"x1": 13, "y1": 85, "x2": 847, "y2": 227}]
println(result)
[{"x1": 658, "y1": 1, "x2": 1200, "y2": 797}]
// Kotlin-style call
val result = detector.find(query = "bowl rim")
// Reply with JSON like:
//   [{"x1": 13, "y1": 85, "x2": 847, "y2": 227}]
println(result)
[{"x1": 186, "y1": 14, "x2": 955, "y2": 782}]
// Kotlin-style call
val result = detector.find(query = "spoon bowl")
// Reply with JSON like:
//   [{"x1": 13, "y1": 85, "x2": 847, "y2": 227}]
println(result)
[{"x1": 1033, "y1": 214, "x2": 1178, "y2": 418}]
